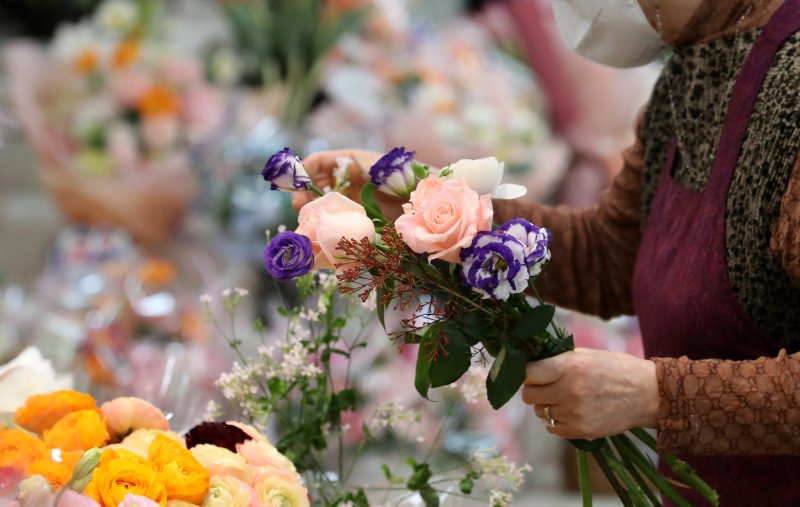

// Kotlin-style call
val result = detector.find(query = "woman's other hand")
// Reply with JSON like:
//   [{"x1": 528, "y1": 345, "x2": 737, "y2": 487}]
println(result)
[
  {"x1": 294, "y1": 149, "x2": 408, "y2": 220},
  {"x1": 521, "y1": 348, "x2": 660, "y2": 440}
]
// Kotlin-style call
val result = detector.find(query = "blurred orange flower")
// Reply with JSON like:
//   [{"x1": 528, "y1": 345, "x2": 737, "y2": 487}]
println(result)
[
  {"x1": 15, "y1": 390, "x2": 97, "y2": 434},
  {"x1": 27, "y1": 458, "x2": 72, "y2": 489},
  {"x1": 113, "y1": 40, "x2": 140, "y2": 69},
  {"x1": 138, "y1": 84, "x2": 180, "y2": 117},
  {"x1": 73, "y1": 48, "x2": 100, "y2": 74},
  {"x1": 0, "y1": 429, "x2": 49, "y2": 472},
  {"x1": 43, "y1": 409, "x2": 110, "y2": 451},
  {"x1": 149, "y1": 434, "x2": 210, "y2": 504},
  {"x1": 85, "y1": 449, "x2": 168, "y2": 507}
]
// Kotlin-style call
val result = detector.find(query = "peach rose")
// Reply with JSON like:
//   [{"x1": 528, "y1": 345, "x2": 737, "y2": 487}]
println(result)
[
  {"x1": 235, "y1": 440, "x2": 296, "y2": 473},
  {"x1": 296, "y1": 192, "x2": 375, "y2": 270},
  {"x1": 394, "y1": 175, "x2": 493, "y2": 263},
  {"x1": 203, "y1": 476, "x2": 256, "y2": 507},
  {"x1": 190, "y1": 445, "x2": 250, "y2": 482},
  {"x1": 100, "y1": 397, "x2": 169, "y2": 438}
]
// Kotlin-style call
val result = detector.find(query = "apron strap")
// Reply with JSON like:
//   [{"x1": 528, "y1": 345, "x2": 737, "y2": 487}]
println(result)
[{"x1": 712, "y1": 0, "x2": 800, "y2": 184}]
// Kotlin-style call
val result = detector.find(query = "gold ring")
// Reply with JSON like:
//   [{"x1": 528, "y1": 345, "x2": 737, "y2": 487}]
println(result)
[{"x1": 543, "y1": 405, "x2": 556, "y2": 429}]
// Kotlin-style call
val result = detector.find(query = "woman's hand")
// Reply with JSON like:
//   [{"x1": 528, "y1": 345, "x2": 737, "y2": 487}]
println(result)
[
  {"x1": 521, "y1": 348, "x2": 660, "y2": 440},
  {"x1": 293, "y1": 149, "x2": 409, "y2": 220}
]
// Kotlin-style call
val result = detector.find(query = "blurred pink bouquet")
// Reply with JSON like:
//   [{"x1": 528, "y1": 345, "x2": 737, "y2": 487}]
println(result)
[{"x1": 4, "y1": 3, "x2": 224, "y2": 246}]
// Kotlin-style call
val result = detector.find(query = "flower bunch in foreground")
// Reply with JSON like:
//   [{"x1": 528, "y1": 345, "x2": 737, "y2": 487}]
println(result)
[{"x1": 3, "y1": 389, "x2": 306, "y2": 507}]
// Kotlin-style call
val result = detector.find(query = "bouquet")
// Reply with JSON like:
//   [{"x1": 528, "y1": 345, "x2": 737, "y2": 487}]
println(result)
[
  {"x1": 4, "y1": 0, "x2": 224, "y2": 246},
  {"x1": 1, "y1": 389, "x2": 307, "y2": 507},
  {"x1": 260, "y1": 146, "x2": 719, "y2": 507}
]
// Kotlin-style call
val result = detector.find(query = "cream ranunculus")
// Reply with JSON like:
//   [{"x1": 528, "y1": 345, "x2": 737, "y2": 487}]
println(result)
[
  {"x1": 190, "y1": 445, "x2": 250, "y2": 482},
  {"x1": 296, "y1": 192, "x2": 375, "y2": 271},
  {"x1": 250, "y1": 469, "x2": 309, "y2": 507},
  {"x1": 235, "y1": 440, "x2": 296, "y2": 473},
  {"x1": 444, "y1": 157, "x2": 527, "y2": 199},
  {"x1": 119, "y1": 429, "x2": 184, "y2": 458},
  {"x1": 203, "y1": 475, "x2": 256, "y2": 507}
]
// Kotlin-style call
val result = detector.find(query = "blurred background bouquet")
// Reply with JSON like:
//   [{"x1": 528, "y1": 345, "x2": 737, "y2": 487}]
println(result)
[{"x1": 4, "y1": 0, "x2": 225, "y2": 247}]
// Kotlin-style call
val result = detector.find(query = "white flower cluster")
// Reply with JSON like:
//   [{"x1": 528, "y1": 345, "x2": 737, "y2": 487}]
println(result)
[
  {"x1": 454, "y1": 364, "x2": 489, "y2": 405},
  {"x1": 333, "y1": 156, "x2": 354, "y2": 193},
  {"x1": 216, "y1": 361, "x2": 263, "y2": 419},
  {"x1": 369, "y1": 401, "x2": 421, "y2": 431},
  {"x1": 472, "y1": 448, "x2": 532, "y2": 506}
]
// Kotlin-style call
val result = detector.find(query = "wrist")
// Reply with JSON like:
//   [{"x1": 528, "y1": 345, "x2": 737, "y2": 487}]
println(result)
[{"x1": 637, "y1": 359, "x2": 661, "y2": 429}]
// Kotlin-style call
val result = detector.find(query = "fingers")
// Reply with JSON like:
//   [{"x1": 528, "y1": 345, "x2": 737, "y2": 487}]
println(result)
[
  {"x1": 521, "y1": 383, "x2": 564, "y2": 406},
  {"x1": 524, "y1": 354, "x2": 569, "y2": 386}
]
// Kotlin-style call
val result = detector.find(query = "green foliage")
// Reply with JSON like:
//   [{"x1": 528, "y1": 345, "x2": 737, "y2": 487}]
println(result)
[
  {"x1": 360, "y1": 183, "x2": 387, "y2": 226},
  {"x1": 486, "y1": 344, "x2": 527, "y2": 410}
]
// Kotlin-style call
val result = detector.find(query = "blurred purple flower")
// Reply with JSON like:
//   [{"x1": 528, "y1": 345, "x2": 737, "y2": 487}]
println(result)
[
  {"x1": 369, "y1": 147, "x2": 418, "y2": 198},
  {"x1": 460, "y1": 231, "x2": 530, "y2": 301},
  {"x1": 261, "y1": 148, "x2": 311, "y2": 191},
  {"x1": 498, "y1": 218, "x2": 551, "y2": 276},
  {"x1": 264, "y1": 231, "x2": 314, "y2": 282}
]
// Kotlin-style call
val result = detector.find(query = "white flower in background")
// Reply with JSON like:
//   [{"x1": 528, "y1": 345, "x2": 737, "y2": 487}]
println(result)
[
  {"x1": 208, "y1": 48, "x2": 242, "y2": 86},
  {"x1": 95, "y1": 0, "x2": 140, "y2": 35},
  {"x1": 442, "y1": 157, "x2": 527, "y2": 200},
  {"x1": 369, "y1": 401, "x2": 420, "y2": 431},
  {"x1": 488, "y1": 490, "x2": 513, "y2": 507},
  {"x1": 472, "y1": 448, "x2": 531, "y2": 501},
  {"x1": 0, "y1": 347, "x2": 73, "y2": 412},
  {"x1": 454, "y1": 364, "x2": 489, "y2": 405}
]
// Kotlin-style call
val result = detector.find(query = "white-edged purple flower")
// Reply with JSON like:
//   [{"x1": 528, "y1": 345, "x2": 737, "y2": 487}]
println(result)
[
  {"x1": 264, "y1": 231, "x2": 314, "y2": 282},
  {"x1": 460, "y1": 231, "x2": 530, "y2": 301},
  {"x1": 369, "y1": 146, "x2": 418, "y2": 198},
  {"x1": 498, "y1": 218, "x2": 552, "y2": 276},
  {"x1": 261, "y1": 147, "x2": 311, "y2": 191}
]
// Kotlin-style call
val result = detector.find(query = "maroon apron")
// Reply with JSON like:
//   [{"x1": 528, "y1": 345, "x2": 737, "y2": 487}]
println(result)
[{"x1": 632, "y1": 0, "x2": 800, "y2": 504}]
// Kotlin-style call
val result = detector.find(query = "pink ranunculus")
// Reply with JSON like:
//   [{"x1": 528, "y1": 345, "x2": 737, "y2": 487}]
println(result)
[
  {"x1": 394, "y1": 175, "x2": 493, "y2": 263},
  {"x1": 109, "y1": 69, "x2": 154, "y2": 107},
  {"x1": 225, "y1": 422, "x2": 268, "y2": 443},
  {"x1": 140, "y1": 115, "x2": 179, "y2": 151},
  {"x1": 236, "y1": 440, "x2": 296, "y2": 473},
  {"x1": 56, "y1": 490, "x2": 101, "y2": 507},
  {"x1": 159, "y1": 57, "x2": 202, "y2": 88},
  {"x1": 296, "y1": 192, "x2": 375, "y2": 270},
  {"x1": 249, "y1": 468, "x2": 308, "y2": 507},
  {"x1": 115, "y1": 494, "x2": 160, "y2": 507},
  {"x1": 181, "y1": 86, "x2": 224, "y2": 142},
  {"x1": 100, "y1": 397, "x2": 169, "y2": 438}
]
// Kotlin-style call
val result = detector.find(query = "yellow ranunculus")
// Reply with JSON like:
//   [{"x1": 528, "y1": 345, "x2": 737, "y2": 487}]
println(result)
[
  {"x1": 190, "y1": 444, "x2": 250, "y2": 482},
  {"x1": 0, "y1": 429, "x2": 49, "y2": 472},
  {"x1": 149, "y1": 435, "x2": 210, "y2": 504},
  {"x1": 120, "y1": 429, "x2": 184, "y2": 458},
  {"x1": 251, "y1": 469, "x2": 309, "y2": 507},
  {"x1": 14, "y1": 390, "x2": 96, "y2": 434},
  {"x1": 43, "y1": 409, "x2": 110, "y2": 451},
  {"x1": 84, "y1": 449, "x2": 168, "y2": 507}
]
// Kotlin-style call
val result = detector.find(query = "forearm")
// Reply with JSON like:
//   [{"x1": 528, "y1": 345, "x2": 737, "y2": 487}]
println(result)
[{"x1": 653, "y1": 350, "x2": 800, "y2": 455}]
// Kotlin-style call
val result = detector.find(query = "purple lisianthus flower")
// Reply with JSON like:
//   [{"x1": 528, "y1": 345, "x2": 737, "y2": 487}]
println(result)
[
  {"x1": 261, "y1": 147, "x2": 311, "y2": 191},
  {"x1": 264, "y1": 231, "x2": 314, "y2": 282},
  {"x1": 369, "y1": 146, "x2": 418, "y2": 198},
  {"x1": 498, "y1": 218, "x2": 552, "y2": 276},
  {"x1": 460, "y1": 231, "x2": 530, "y2": 301}
]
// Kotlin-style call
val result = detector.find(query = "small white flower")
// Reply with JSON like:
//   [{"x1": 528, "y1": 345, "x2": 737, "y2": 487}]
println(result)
[
  {"x1": 95, "y1": 0, "x2": 140, "y2": 35},
  {"x1": 278, "y1": 224, "x2": 287, "y2": 233},
  {"x1": 234, "y1": 287, "x2": 249, "y2": 297},
  {"x1": 200, "y1": 293, "x2": 213, "y2": 304},
  {"x1": 443, "y1": 157, "x2": 527, "y2": 199}
]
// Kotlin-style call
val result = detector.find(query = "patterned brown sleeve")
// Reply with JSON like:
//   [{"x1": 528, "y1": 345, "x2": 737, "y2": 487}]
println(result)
[{"x1": 652, "y1": 350, "x2": 800, "y2": 455}]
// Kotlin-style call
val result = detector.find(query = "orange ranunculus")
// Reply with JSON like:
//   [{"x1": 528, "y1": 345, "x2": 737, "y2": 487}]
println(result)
[
  {"x1": 112, "y1": 39, "x2": 140, "y2": 69},
  {"x1": 15, "y1": 390, "x2": 97, "y2": 434},
  {"x1": 27, "y1": 458, "x2": 72, "y2": 489},
  {"x1": 43, "y1": 409, "x2": 110, "y2": 451},
  {"x1": 149, "y1": 435, "x2": 210, "y2": 504},
  {"x1": 0, "y1": 429, "x2": 49, "y2": 472},
  {"x1": 73, "y1": 48, "x2": 100, "y2": 74},
  {"x1": 137, "y1": 84, "x2": 180, "y2": 117},
  {"x1": 138, "y1": 259, "x2": 176, "y2": 287},
  {"x1": 85, "y1": 449, "x2": 167, "y2": 507}
]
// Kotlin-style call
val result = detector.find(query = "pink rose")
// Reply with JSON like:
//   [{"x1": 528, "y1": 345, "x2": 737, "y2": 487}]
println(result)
[
  {"x1": 56, "y1": 491, "x2": 100, "y2": 507},
  {"x1": 140, "y1": 115, "x2": 179, "y2": 151},
  {"x1": 109, "y1": 69, "x2": 154, "y2": 107},
  {"x1": 100, "y1": 397, "x2": 169, "y2": 438},
  {"x1": 115, "y1": 494, "x2": 160, "y2": 507},
  {"x1": 296, "y1": 192, "x2": 375, "y2": 270},
  {"x1": 394, "y1": 175, "x2": 493, "y2": 263}
]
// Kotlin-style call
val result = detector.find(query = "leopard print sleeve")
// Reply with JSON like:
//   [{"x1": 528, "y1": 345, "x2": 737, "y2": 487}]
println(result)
[
  {"x1": 770, "y1": 152, "x2": 800, "y2": 289},
  {"x1": 652, "y1": 350, "x2": 800, "y2": 455}
]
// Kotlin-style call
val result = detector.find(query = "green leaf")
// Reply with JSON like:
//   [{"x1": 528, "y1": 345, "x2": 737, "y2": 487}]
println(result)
[
  {"x1": 428, "y1": 328, "x2": 471, "y2": 388},
  {"x1": 414, "y1": 341, "x2": 433, "y2": 400},
  {"x1": 511, "y1": 304, "x2": 555, "y2": 339},
  {"x1": 489, "y1": 346, "x2": 507, "y2": 383},
  {"x1": 412, "y1": 162, "x2": 430, "y2": 180},
  {"x1": 337, "y1": 388, "x2": 357, "y2": 410},
  {"x1": 486, "y1": 344, "x2": 527, "y2": 409},
  {"x1": 407, "y1": 462, "x2": 433, "y2": 490},
  {"x1": 419, "y1": 486, "x2": 440, "y2": 507},
  {"x1": 459, "y1": 476, "x2": 475, "y2": 494},
  {"x1": 360, "y1": 183, "x2": 387, "y2": 225}
]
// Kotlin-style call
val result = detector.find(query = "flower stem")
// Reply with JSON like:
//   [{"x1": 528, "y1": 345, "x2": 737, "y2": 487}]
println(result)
[
  {"x1": 309, "y1": 182, "x2": 325, "y2": 197},
  {"x1": 612, "y1": 434, "x2": 692, "y2": 507},
  {"x1": 577, "y1": 449, "x2": 593, "y2": 507}
]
